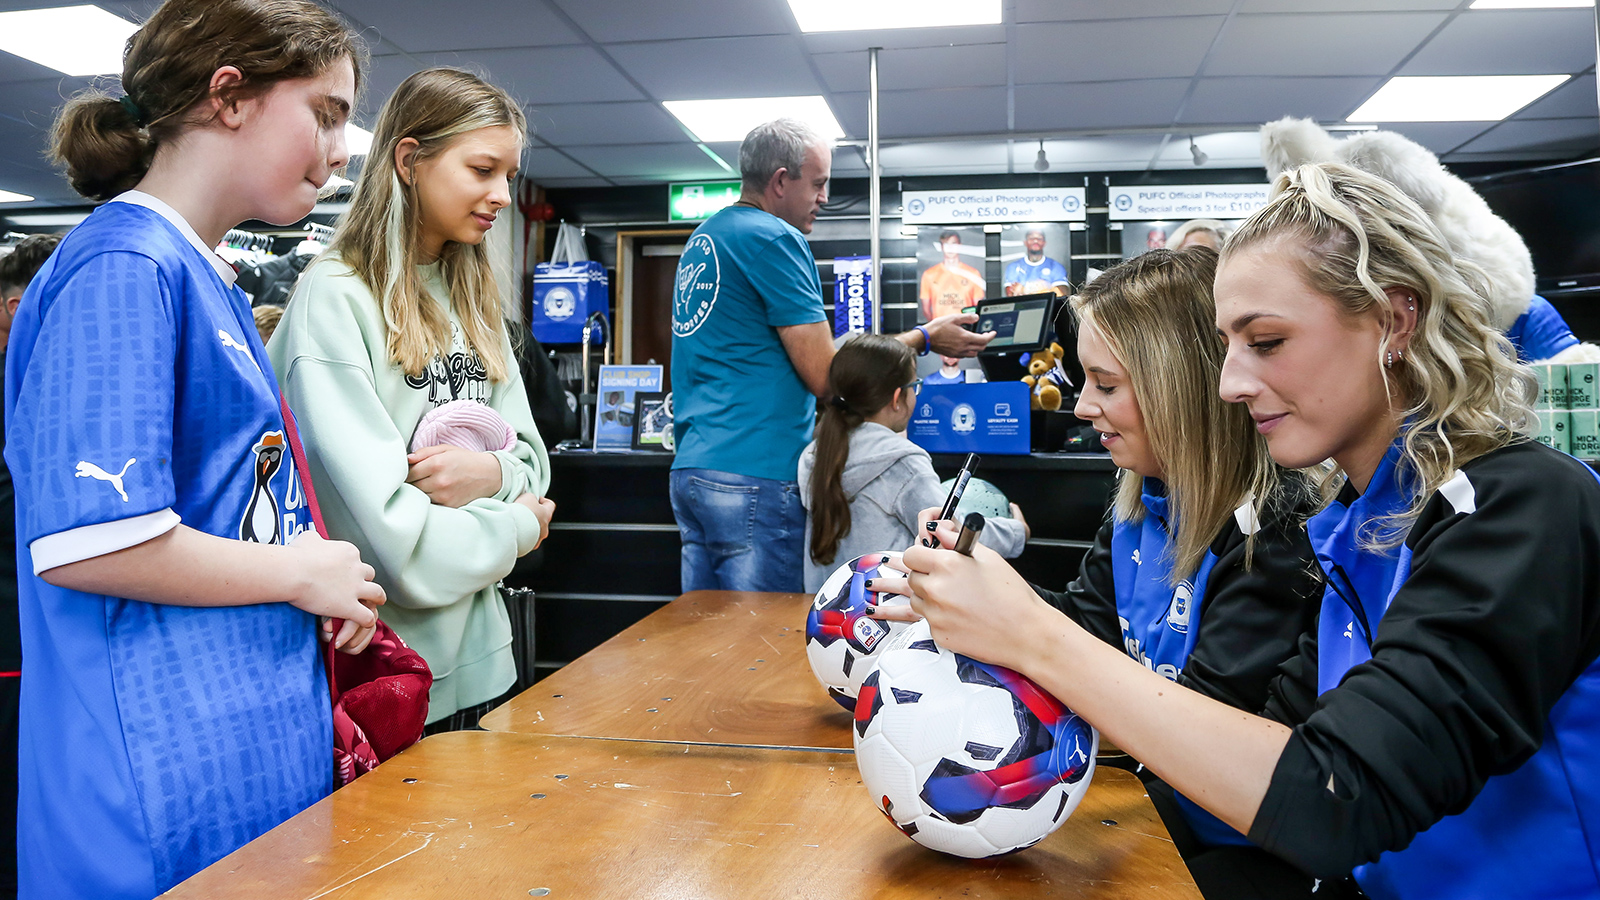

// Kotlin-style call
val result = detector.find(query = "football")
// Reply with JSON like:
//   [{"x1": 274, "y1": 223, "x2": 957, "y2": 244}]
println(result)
[
  {"x1": 804, "y1": 552, "x2": 911, "y2": 711},
  {"x1": 936, "y1": 476, "x2": 1012, "y2": 520},
  {"x1": 853, "y1": 620, "x2": 1098, "y2": 858}
]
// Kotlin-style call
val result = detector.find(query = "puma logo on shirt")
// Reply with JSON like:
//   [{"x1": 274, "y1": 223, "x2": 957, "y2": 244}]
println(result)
[
  {"x1": 218, "y1": 329, "x2": 261, "y2": 372},
  {"x1": 75, "y1": 458, "x2": 136, "y2": 503}
]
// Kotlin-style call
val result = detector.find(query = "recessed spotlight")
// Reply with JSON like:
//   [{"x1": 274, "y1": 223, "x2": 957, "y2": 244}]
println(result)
[
  {"x1": 786, "y1": 0, "x2": 1001, "y2": 32},
  {"x1": 663, "y1": 97, "x2": 845, "y2": 144},
  {"x1": 345, "y1": 125, "x2": 373, "y2": 157},
  {"x1": 0, "y1": 5, "x2": 139, "y2": 76},
  {"x1": 1348, "y1": 75, "x2": 1570, "y2": 122},
  {"x1": 0, "y1": 189, "x2": 35, "y2": 204}
]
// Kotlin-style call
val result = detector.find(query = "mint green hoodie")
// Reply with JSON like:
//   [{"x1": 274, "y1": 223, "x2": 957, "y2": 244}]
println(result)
[{"x1": 267, "y1": 254, "x2": 548, "y2": 723}]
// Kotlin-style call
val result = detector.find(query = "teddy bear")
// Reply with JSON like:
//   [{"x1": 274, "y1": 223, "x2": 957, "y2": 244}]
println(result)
[{"x1": 1021, "y1": 341, "x2": 1071, "y2": 411}]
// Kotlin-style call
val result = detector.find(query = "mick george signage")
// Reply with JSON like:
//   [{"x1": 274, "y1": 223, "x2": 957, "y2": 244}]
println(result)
[
  {"x1": 1107, "y1": 184, "x2": 1271, "y2": 220},
  {"x1": 901, "y1": 187, "x2": 1087, "y2": 225}
]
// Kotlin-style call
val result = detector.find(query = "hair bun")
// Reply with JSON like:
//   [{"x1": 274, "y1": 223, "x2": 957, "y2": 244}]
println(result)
[{"x1": 50, "y1": 92, "x2": 153, "y2": 202}]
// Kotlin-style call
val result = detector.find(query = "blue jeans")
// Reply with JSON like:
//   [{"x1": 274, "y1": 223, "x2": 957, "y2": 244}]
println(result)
[{"x1": 669, "y1": 468, "x2": 804, "y2": 593}]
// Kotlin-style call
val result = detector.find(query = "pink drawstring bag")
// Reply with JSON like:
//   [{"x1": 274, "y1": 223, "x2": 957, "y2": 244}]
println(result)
[{"x1": 410, "y1": 399, "x2": 516, "y2": 453}]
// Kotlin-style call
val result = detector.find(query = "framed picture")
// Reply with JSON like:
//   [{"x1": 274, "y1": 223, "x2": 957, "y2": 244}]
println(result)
[{"x1": 631, "y1": 391, "x2": 674, "y2": 452}]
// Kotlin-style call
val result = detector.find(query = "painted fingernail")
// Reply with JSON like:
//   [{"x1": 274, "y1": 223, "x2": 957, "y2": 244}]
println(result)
[
  {"x1": 925, "y1": 521, "x2": 938, "y2": 531},
  {"x1": 922, "y1": 538, "x2": 935, "y2": 547},
  {"x1": 864, "y1": 578, "x2": 874, "y2": 587},
  {"x1": 880, "y1": 555, "x2": 890, "y2": 564},
  {"x1": 865, "y1": 605, "x2": 877, "y2": 614}
]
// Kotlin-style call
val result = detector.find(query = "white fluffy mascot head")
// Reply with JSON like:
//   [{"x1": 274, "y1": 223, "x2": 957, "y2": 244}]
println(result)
[{"x1": 1259, "y1": 117, "x2": 1535, "y2": 332}]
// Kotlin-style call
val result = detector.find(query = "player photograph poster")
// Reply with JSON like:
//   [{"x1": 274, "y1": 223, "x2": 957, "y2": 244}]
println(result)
[
  {"x1": 916, "y1": 225, "x2": 987, "y2": 322},
  {"x1": 999, "y1": 223, "x2": 1070, "y2": 296},
  {"x1": 1119, "y1": 221, "x2": 1178, "y2": 260}
]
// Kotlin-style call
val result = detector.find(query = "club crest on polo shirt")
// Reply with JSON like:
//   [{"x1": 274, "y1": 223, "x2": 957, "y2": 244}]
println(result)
[
  {"x1": 673, "y1": 233, "x2": 720, "y2": 337},
  {"x1": 75, "y1": 458, "x2": 136, "y2": 503}
]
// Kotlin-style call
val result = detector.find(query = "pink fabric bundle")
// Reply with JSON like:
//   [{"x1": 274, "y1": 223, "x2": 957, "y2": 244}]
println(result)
[{"x1": 410, "y1": 399, "x2": 517, "y2": 452}]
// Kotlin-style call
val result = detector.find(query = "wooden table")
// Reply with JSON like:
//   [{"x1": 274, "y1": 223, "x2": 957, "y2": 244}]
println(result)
[
  {"x1": 481, "y1": 590, "x2": 856, "y2": 750},
  {"x1": 166, "y1": 732, "x2": 1199, "y2": 900}
]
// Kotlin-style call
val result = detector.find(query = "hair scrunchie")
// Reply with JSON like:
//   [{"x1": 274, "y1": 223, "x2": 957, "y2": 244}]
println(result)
[
  {"x1": 119, "y1": 94, "x2": 147, "y2": 127},
  {"x1": 829, "y1": 396, "x2": 852, "y2": 414}
]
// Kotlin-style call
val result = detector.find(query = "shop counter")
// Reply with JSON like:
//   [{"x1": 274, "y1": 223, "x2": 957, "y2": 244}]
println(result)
[{"x1": 165, "y1": 731, "x2": 1199, "y2": 899}]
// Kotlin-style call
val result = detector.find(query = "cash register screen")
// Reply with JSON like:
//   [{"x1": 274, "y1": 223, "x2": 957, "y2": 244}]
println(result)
[{"x1": 972, "y1": 293, "x2": 1056, "y2": 354}]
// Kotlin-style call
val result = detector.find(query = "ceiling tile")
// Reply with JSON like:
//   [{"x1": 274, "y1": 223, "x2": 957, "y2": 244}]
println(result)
[
  {"x1": 521, "y1": 146, "x2": 604, "y2": 180},
  {"x1": 879, "y1": 141, "x2": 1011, "y2": 176},
  {"x1": 1514, "y1": 74, "x2": 1597, "y2": 121},
  {"x1": 801, "y1": 25, "x2": 1006, "y2": 53},
  {"x1": 526, "y1": 101, "x2": 687, "y2": 145},
  {"x1": 1206, "y1": 12, "x2": 1449, "y2": 77},
  {"x1": 607, "y1": 36, "x2": 821, "y2": 101},
  {"x1": 1015, "y1": 17, "x2": 1227, "y2": 82},
  {"x1": 832, "y1": 87, "x2": 1010, "y2": 138},
  {"x1": 1400, "y1": 9, "x2": 1596, "y2": 76},
  {"x1": 1240, "y1": 0, "x2": 1457, "y2": 10},
  {"x1": 814, "y1": 43, "x2": 1008, "y2": 93},
  {"x1": 550, "y1": 0, "x2": 796, "y2": 42},
  {"x1": 328, "y1": 0, "x2": 581, "y2": 52},
  {"x1": 565, "y1": 142, "x2": 737, "y2": 180},
  {"x1": 1454, "y1": 117, "x2": 1600, "y2": 155},
  {"x1": 365, "y1": 46, "x2": 645, "y2": 115},
  {"x1": 1182, "y1": 76, "x2": 1385, "y2": 125},
  {"x1": 1041, "y1": 135, "x2": 1168, "y2": 170},
  {"x1": 1372, "y1": 122, "x2": 1499, "y2": 154},
  {"x1": 1013, "y1": 80, "x2": 1191, "y2": 131},
  {"x1": 1017, "y1": 1, "x2": 1234, "y2": 21}
]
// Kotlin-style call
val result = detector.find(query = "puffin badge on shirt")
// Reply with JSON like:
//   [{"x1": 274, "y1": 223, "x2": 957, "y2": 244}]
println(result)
[{"x1": 239, "y1": 430, "x2": 310, "y2": 545}]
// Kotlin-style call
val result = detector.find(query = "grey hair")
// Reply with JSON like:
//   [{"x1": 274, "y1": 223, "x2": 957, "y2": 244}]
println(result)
[{"x1": 740, "y1": 117, "x2": 823, "y2": 193}]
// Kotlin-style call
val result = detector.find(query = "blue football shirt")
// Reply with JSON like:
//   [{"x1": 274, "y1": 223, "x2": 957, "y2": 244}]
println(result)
[
  {"x1": 1003, "y1": 256, "x2": 1069, "y2": 293},
  {"x1": 671, "y1": 206, "x2": 826, "y2": 482},
  {"x1": 4, "y1": 197, "x2": 329, "y2": 899}
]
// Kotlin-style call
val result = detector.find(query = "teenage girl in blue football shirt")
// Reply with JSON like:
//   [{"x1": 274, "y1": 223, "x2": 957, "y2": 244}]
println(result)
[
  {"x1": 5, "y1": 2, "x2": 384, "y2": 897},
  {"x1": 899, "y1": 163, "x2": 1600, "y2": 900}
]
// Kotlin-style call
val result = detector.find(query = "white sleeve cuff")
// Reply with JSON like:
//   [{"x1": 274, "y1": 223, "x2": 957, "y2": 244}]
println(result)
[{"x1": 30, "y1": 509, "x2": 183, "y2": 575}]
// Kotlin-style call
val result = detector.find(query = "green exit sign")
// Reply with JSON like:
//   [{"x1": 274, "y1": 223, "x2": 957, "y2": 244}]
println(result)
[{"x1": 668, "y1": 180, "x2": 741, "y2": 222}]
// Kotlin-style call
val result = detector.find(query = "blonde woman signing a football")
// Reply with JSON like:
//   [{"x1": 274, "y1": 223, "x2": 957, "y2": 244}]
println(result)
[{"x1": 885, "y1": 164, "x2": 1600, "y2": 900}]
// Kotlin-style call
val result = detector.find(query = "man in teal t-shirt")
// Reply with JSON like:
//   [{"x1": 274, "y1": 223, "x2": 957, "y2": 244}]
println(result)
[{"x1": 670, "y1": 118, "x2": 995, "y2": 593}]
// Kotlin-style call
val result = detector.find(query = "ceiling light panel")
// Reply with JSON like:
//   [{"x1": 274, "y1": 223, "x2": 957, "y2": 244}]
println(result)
[
  {"x1": 787, "y1": 0, "x2": 1001, "y2": 32},
  {"x1": 0, "y1": 189, "x2": 35, "y2": 204},
  {"x1": 663, "y1": 97, "x2": 846, "y2": 144},
  {"x1": 1469, "y1": 0, "x2": 1593, "y2": 8},
  {"x1": 0, "y1": 5, "x2": 138, "y2": 76},
  {"x1": 1348, "y1": 75, "x2": 1570, "y2": 122}
]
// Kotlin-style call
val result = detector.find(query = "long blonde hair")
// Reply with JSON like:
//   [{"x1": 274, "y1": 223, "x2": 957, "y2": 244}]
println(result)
[
  {"x1": 1071, "y1": 247, "x2": 1278, "y2": 583},
  {"x1": 332, "y1": 67, "x2": 523, "y2": 381},
  {"x1": 1224, "y1": 162, "x2": 1536, "y2": 542}
]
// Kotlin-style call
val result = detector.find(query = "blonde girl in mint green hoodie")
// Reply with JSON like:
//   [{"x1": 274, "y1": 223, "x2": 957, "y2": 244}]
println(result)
[{"x1": 268, "y1": 68, "x2": 555, "y2": 731}]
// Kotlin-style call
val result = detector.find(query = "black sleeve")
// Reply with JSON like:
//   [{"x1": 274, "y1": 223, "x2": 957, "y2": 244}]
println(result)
[
  {"x1": 512, "y1": 329, "x2": 577, "y2": 446},
  {"x1": 1178, "y1": 504, "x2": 1323, "y2": 715},
  {"x1": 1247, "y1": 446, "x2": 1600, "y2": 878},
  {"x1": 1031, "y1": 511, "x2": 1124, "y2": 648}
]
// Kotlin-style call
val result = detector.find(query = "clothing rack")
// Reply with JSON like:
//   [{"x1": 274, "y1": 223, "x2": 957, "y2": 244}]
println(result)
[
  {"x1": 303, "y1": 222, "x2": 335, "y2": 242},
  {"x1": 220, "y1": 228, "x2": 272, "y2": 253}
]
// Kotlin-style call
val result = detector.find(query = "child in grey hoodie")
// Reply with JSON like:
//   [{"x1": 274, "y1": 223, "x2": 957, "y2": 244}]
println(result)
[{"x1": 798, "y1": 334, "x2": 1027, "y2": 592}]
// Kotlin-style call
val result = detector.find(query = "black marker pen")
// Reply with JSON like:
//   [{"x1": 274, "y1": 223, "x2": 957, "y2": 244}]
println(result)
[
  {"x1": 924, "y1": 453, "x2": 980, "y2": 546},
  {"x1": 953, "y1": 512, "x2": 985, "y2": 556}
]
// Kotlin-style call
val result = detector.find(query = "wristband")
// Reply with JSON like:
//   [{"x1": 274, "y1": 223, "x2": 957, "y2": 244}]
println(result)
[{"x1": 914, "y1": 325, "x2": 931, "y2": 357}]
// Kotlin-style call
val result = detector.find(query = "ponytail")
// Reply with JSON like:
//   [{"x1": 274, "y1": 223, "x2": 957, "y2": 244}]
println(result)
[
  {"x1": 809, "y1": 334, "x2": 916, "y2": 566},
  {"x1": 50, "y1": 0, "x2": 366, "y2": 202}
]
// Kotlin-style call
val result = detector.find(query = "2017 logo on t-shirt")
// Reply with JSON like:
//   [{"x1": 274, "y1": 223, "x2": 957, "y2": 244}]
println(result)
[{"x1": 673, "y1": 233, "x2": 720, "y2": 337}]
